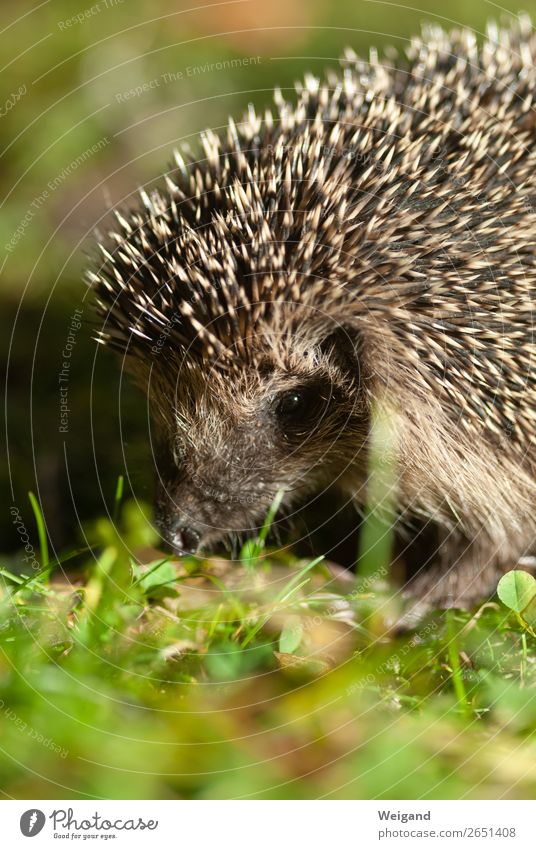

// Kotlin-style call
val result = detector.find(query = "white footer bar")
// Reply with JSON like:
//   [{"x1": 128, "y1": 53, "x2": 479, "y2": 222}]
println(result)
[{"x1": 2, "y1": 799, "x2": 534, "y2": 848}]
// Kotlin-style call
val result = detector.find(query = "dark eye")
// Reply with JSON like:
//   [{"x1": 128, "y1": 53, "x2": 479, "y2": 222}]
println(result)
[{"x1": 274, "y1": 387, "x2": 322, "y2": 428}]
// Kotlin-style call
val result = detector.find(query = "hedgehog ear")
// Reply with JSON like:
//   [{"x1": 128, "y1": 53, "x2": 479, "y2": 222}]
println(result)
[{"x1": 319, "y1": 324, "x2": 361, "y2": 375}]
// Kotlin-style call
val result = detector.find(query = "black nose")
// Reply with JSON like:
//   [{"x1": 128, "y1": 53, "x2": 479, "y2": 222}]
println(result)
[{"x1": 169, "y1": 525, "x2": 201, "y2": 555}]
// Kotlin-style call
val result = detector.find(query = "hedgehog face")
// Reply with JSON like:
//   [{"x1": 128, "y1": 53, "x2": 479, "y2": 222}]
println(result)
[{"x1": 151, "y1": 332, "x2": 367, "y2": 556}]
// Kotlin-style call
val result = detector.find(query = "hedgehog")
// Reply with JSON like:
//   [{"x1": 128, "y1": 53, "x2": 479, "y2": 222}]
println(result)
[{"x1": 91, "y1": 17, "x2": 536, "y2": 618}]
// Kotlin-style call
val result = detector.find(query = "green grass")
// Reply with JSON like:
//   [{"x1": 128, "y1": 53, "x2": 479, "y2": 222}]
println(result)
[{"x1": 0, "y1": 492, "x2": 536, "y2": 800}]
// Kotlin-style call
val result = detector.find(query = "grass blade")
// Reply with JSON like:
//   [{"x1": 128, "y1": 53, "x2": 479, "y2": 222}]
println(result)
[
  {"x1": 112, "y1": 475, "x2": 124, "y2": 523},
  {"x1": 28, "y1": 491, "x2": 49, "y2": 568},
  {"x1": 241, "y1": 488, "x2": 285, "y2": 568},
  {"x1": 446, "y1": 608, "x2": 469, "y2": 715}
]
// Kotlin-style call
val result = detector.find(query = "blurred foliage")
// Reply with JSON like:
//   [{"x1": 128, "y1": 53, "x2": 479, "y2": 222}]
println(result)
[{"x1": 0, "y1": 497, "x2": 535, "y2": 799}]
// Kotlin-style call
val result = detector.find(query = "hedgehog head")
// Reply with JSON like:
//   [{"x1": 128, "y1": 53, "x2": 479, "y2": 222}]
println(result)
[{"x1": 144, "y1": 319, "x2": 368, "y2": 553}]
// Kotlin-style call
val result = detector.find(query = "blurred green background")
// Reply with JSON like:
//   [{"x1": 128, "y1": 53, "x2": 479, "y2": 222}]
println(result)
[{"x1": 3, "y1": 0, "x2": 536, "y2": 555}]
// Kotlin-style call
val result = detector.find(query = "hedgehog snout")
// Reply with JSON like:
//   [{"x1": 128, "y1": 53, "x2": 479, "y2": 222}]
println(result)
[
  {"x1": 153, "y1": 465, "x2": 257, "y2": 555},
  {"x1": 153, "y1": 505, "x2": 207, "y2": 556},
  {"x1": 167, "y1": 522, "x2": 202, "y2": 556}
]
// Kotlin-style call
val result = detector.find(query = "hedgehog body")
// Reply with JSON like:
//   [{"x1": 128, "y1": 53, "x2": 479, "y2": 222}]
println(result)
[{"x1": 92, "y1": 18, "x2": 536, "y2": 613}]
